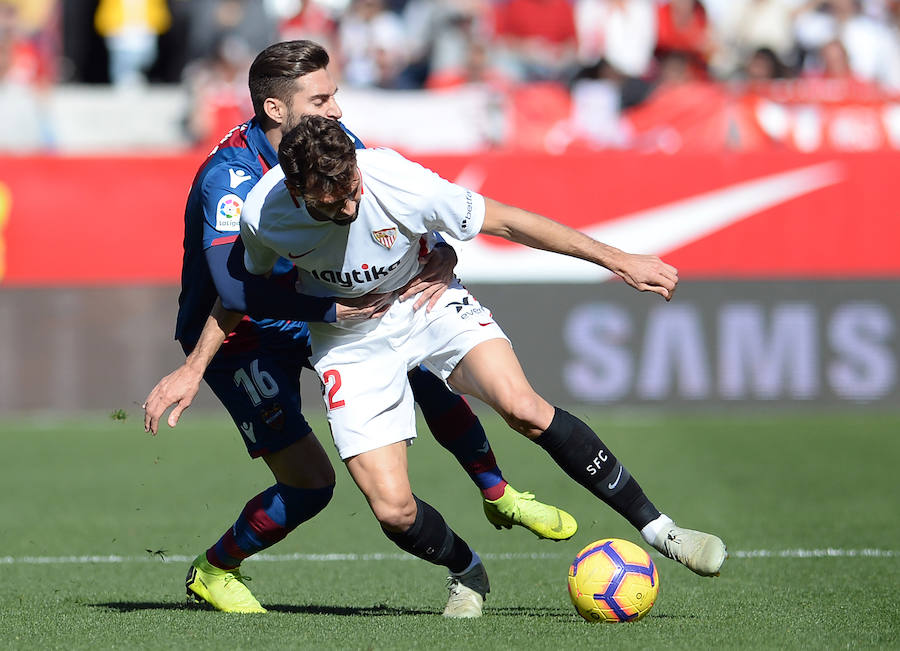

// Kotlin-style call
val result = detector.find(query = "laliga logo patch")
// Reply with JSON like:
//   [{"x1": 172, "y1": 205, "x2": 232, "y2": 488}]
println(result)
[
  {"x1": 216, "y1": 194, "x2": 243, "y2": 231},
  {"x1": 372, "y1": 227, "x2": 398, "y2": 249}
]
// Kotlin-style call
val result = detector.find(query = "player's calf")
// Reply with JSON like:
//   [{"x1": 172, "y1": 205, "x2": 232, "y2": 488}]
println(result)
[
  {"x1": 381, "y1": 496, "x2": 474, "y2": 569},
  {"x1": 206, "y1": 483, "x2": 334, "y2": 569},
  {"x1": 534, "y1": 407, "x2": 660, "y2": 530}
]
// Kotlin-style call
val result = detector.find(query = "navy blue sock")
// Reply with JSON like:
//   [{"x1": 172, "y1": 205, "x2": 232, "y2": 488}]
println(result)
[
  {"x1": 207, "y1": 482, "x2": 334, "y2": 569},
  {"x1": 410, "y1": 368, "x2": 505, "y2": 495}
]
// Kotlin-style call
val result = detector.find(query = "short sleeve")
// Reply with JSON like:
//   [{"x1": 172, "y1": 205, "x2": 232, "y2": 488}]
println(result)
[
  {"x1": 240, "y1": 165, "x2": 289, "y2": 276},
  {"x1": 365, "y1": 149, "x2": 486, "y2": 242},
  {"x1": 240, "y1": 215, "x2": 279, "y2": 276}
]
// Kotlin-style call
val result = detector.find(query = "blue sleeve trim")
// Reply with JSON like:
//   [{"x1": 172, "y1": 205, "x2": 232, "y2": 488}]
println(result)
[{"x1": 205, "y1": 240, "x2": 337, "y2": 323}]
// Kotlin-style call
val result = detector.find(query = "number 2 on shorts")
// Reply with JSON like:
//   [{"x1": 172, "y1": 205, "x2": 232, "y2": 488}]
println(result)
[{"x1": 322, "y1": 369, "x2": 346, "y2": 409}]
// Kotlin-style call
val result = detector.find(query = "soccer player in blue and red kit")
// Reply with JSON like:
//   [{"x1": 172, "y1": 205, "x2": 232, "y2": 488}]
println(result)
[{"x1": 143, "y1": 40, "x2": 576, "y2": 614}]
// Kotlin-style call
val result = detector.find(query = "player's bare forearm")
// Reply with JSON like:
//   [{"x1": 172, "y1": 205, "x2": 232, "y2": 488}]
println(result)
[
  {"x1": 188, "y1": 299, "x2": 243, "y2": 371},
  {"x1": 334, "y1": 292, "x2": 394, "y2": 321},
  {"x1": 142, "y1": 299, "x2": 243, "y2": 434},
  {"x1": 481, "y1": 198, "x2": 627, "y2": 268},
  {"x1": 481, "y1": 198, "x2": 679, "y2": 300}
]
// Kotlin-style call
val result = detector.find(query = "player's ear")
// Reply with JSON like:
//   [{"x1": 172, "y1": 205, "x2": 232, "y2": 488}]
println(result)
[{"x1": 263, "y1": 97, "x2": 286, "y2": 125}]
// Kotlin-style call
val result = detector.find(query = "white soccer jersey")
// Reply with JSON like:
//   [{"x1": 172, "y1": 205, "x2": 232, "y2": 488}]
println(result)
[{"x1": 241, "y1": 147, "x2": 486, "y2": 299}]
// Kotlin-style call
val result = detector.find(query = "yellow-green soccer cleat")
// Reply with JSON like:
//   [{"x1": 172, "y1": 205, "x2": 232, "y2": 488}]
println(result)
[
  {"x1": 185, "y1": 554, "x2": 267, "y2": 613},
  {"x1": 483, "y1": 485, "x2": 577, "y2": 541}
]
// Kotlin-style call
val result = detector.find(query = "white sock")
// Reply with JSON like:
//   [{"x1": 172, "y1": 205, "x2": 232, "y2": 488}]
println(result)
[
  {"x1": 641, "y1": 514, "x2": 674, "y2": 547},
  {"x1": 455, "y1": 549, "x2": 481, "y2": 575}
]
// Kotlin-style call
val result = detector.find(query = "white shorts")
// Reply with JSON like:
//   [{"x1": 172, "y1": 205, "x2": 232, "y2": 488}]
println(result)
[{"x1": 308, "y1": 282, "x2": 509, "y2": 459}]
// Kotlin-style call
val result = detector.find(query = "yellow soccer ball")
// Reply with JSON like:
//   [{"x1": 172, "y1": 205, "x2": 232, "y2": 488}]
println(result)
[{"x1": 567, "y1": 538, "x2": 659, "y2": 622}]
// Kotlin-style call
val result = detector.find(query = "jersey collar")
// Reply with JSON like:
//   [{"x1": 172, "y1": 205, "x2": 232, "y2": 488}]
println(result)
[
  {"x1": 246, "y1": 118, "x2": 362, "y2": 172},
  {"x1": 246, "y1": 118, "x2": 278, "y2": 171}
]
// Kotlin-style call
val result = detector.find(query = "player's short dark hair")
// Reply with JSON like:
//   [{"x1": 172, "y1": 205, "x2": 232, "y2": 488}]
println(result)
[
  {"x1": 279, "y1": 115, "x2": 357, "y2": 201},
  {"x1": 248, "y1": 40, "x2": 330, "y2": 117}
]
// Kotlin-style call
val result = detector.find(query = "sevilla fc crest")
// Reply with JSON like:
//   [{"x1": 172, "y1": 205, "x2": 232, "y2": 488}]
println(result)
[{"x1": 372, "y1": 227, "x2": 398, "y2": 249}]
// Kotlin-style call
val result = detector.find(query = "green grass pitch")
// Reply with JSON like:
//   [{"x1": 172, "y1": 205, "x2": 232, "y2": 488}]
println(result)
[{"x1": 1, "y1": 408, "x2": 898, "y2": 649}]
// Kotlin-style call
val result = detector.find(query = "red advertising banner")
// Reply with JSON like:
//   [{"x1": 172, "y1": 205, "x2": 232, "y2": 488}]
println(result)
[
  {"x1": 1, "y1": 151, "x2": 898, "y2": 285},
  {"x1": 0, "y1": 156, "x2": 199, "y2": 285},
  {"x1": 622, "y1": 80, "x2": 900, "y2": 153}
]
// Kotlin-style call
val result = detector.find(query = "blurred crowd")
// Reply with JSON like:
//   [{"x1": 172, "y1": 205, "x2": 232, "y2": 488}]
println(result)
[{"x1": 3, "y1": 0, "x2": 900, "y2": 147}]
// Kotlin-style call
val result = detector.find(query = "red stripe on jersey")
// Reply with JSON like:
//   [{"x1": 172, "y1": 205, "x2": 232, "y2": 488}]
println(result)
[
  {"x1": 222, "y1": 316, "x2": 258, "y2": 352},
  {"x1": 191, "y1": 123, "x2": 250, "y2": 184},
  {"x1": 258, "y1": 153, "x2": 271, "y2": 173},
  {"x1": 221, "y1": 123, "x2": 249, "y2": 150},
  {"x1": 210, "y1": 234, "x2": 239, "y2": 247},
  {"x1": 418, "y1": 237, "x2": 429, "y2": 258}
]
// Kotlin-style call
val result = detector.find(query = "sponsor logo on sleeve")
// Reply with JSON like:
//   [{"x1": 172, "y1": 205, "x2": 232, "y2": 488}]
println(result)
[
  {"x1": 461, "y1": 190, "x2": 473, "y2": 230},
  {"x1": 216, "y1": 194, "x2": 243, "y2": 231}
]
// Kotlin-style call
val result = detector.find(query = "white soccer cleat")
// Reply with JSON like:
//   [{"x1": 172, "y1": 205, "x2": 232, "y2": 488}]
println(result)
[
  {"x1": 651, "y1": 524, "x2": 727, "y2": 577},
  {"x1": 443, "y1": 561, "x2": 490, "y2": 618}
]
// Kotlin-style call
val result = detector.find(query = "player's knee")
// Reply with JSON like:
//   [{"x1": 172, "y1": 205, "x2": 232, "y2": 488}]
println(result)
[
  {"x1": 309, "y1": 460, "x2": 336, "y2": 488},
  {"x1": 497, "y1": 391, "x2": 550, "y2": 437},
  {"x1": 266, "y1": 434, "x2": 337, "y2": 488},
  {"x1": 280, "y1": 464, "x2": 336, "y2": 488},
  {"x1": 371, "y1": 494, "x2": 417, "y2": 532}
]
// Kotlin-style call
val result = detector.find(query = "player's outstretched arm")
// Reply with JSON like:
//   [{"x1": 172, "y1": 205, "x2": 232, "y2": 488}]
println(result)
[
  {"x1": 142, "y1": 291, "x2": 393, "y2": 435},
  {"x1": 481, "y1": 198, "x2": 678, "y2": 300},
  {"x1": 143, "y1": 299, "x2": 242, "y2": 435}
]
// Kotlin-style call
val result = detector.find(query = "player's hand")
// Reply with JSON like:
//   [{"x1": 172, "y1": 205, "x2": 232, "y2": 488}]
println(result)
[
  {"x1": 335, "y1": 292, "x2": 394, "y2": 321},
  {"x1": 397, "y1": 244, "x2": 457, "y2": 311},
  {"x1": 142, "y1": 364, "x2": 204, "y2": 435},
  {"x1": 614, "y1": 253, "x2": 679, "y2": 301}
]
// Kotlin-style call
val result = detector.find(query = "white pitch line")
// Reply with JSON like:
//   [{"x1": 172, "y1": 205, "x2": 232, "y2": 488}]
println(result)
[
  {"x1": 730, "y1": 548, "x2": 896, "y2": 559},
  {"x1": 0, "y1": 549, "x2": 895, "y2": 565}
]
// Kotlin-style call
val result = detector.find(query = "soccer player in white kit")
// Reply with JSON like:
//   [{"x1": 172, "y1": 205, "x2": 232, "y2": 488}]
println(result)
[{"x1": 241, "y1": 115, "x2": 728, "y2": 618}]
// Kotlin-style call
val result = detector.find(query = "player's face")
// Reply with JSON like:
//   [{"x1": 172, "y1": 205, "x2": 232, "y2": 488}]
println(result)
[
  {"x1": 304, "y1": 168, "x2": 363, "y2": 226},
  {"x1": 283, "y1": 67, "x2": 342, "y2": 132}
]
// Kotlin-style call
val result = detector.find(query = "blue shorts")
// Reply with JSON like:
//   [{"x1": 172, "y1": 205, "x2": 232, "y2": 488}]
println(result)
[{"x1": 192, "y1": 326, "x2": 314, "y2": 458}]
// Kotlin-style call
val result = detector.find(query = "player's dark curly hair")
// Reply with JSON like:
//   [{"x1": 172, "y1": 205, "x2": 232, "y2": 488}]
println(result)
[
  {"x1": 278, "y1": 115, "x2": 357, "y2": 202},
  {"x1": 248, "y1": 40, "x2": 329, "y2": 118}
]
